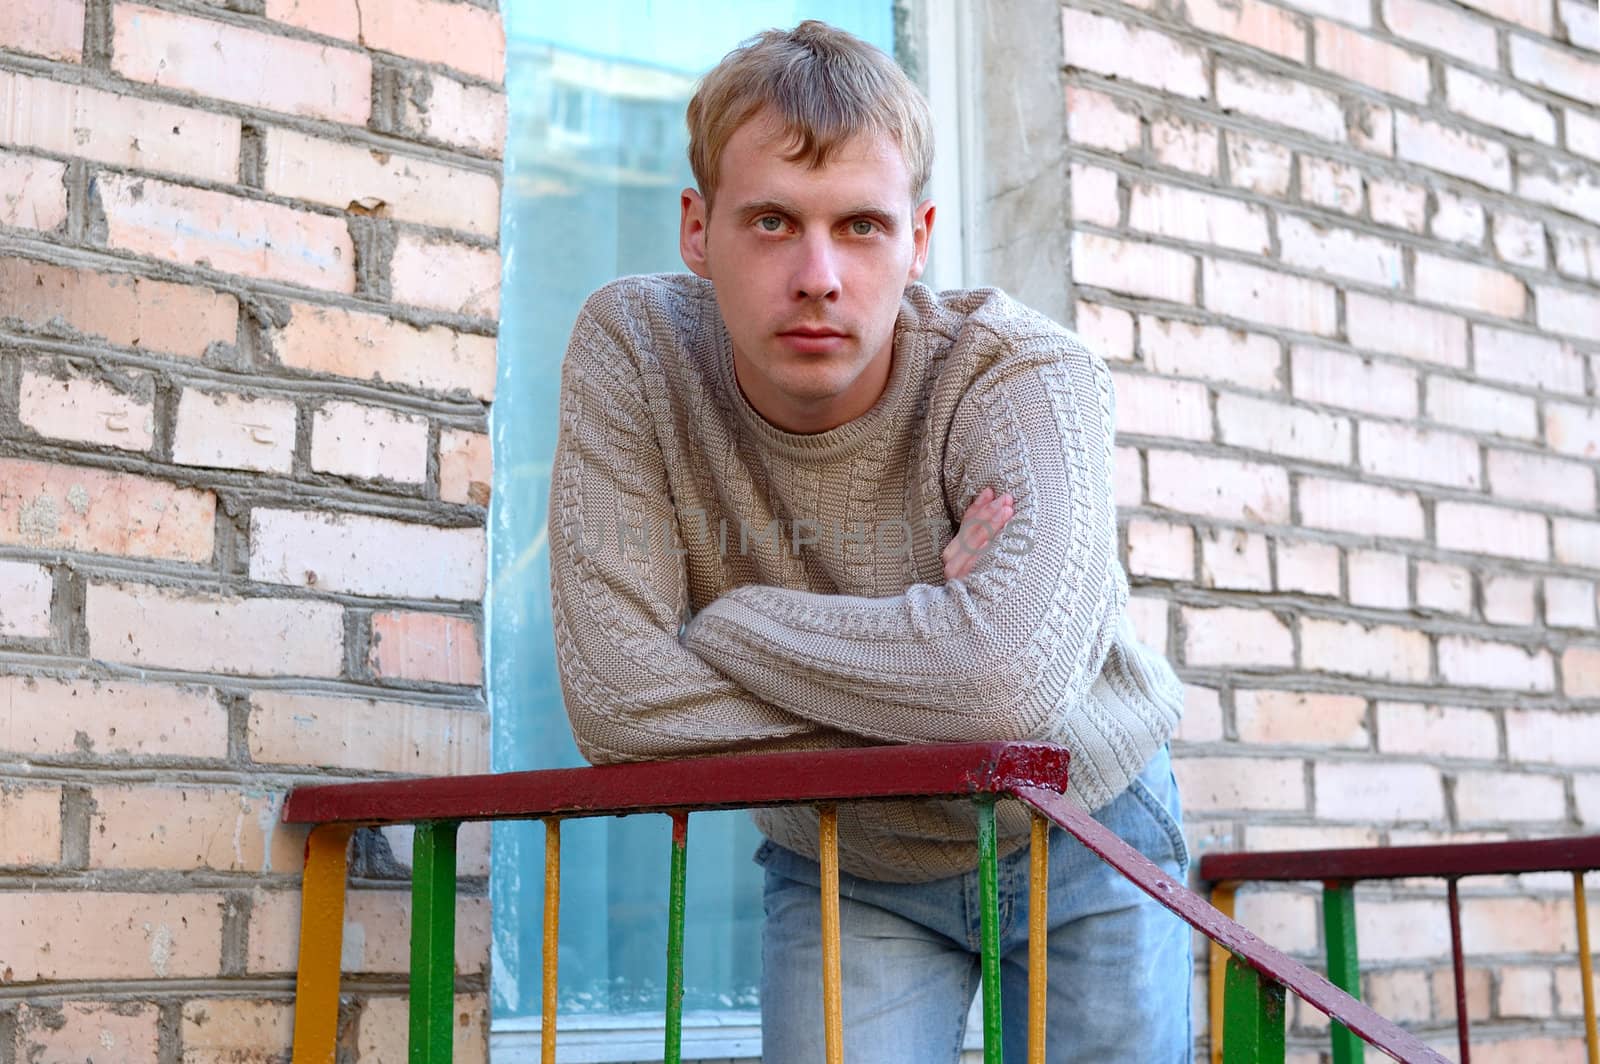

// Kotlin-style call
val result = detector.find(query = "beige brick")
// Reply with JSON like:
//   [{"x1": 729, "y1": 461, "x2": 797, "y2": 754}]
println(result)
[
  {"x1": 438, "y1": 429, "x2": 491, "y2": 508},
  {"x1": 1115, "y1": 445, "x2": 1143, "y2": 509},
  {"x1": 1358, "y1": 422, "x2": 1482, "y2": 489},
  {"x1": 361, "y1": 0, "x2": 505, "y2": 82},
  {"x1": 1237, "y1": 689, "x2": 1369, "y2": 747},
  {"x1": 1130, "y1": 183, "x2": 1268, "y2": 253},
  {"x1": 1216, "y1": 62, "x2": 1345, "y2": 141},
  {"x1": 1225, "y1": 131, "x2": 1293, "y2": 196},
  {"x1": 0, "y1": 783, "x2": 61, "y2": 866},
  {"x1": 249, "y1": 508, "x2": 486, "y2": 601},
  {"x1": 1482, "y1": 574, "x2": 1537, "y2": 626},
  {"x1": 272, "y1": 302, "x2": 496, "y2": 402},
  {"x1": 1315, "y1": 761, "x2": 1445, "y2": 821},
  {"x1": 172, "y1": 389, "x2": 298, "y2": 474},
  {"x1": 1365, "y1": 969, "x2": 1434, "y2": 1025},
  {"x1": 1278, "y1": 215, "x2": 1402, "y2": 287},
  {"x1": 247, "y1": 691, "x2": 489, "y2": 774},
  {"x1": 1302, "y1": 618, "x2": 1432, "y2": 682},
  {"x1": 1460, "y1": 0, "x2": 1554, "y2": 32},
  {"x1": 1487, "y1": 449, "x2": 1596, "y2": 512},
  {"x1": 263, "y1": 128, "x2": 500, "y2": 237},
  {"x1": 1127, "y1": 519, "x2": 1195, "y2": 581},
  {"x1": 180, "y1": 999, "x2": 293, "y2": 1062},
  {"x1": 1, "y1": 891, "x2": 225, "y2": 980},
  {"x1": 1076, "y1": 302, "x2": 1135, "y2": 363},
  {"x1": 86, "y1": 582, "x2": 344, "y2": 677},
  {"x1": 1517, "y1": 152, "x2": 1600, "y2": 224},
  {"x1": 90, "y1": 784, "x2": 302, "y2": 872},
  {"x1": 390, "y1": 233, "x2": 500, "y2": 317},
  {"x1": 1217, "y1": 393, "x2": 1351, "y2": 465},
  {"x1": 1072, "y1": 233, "x2": 1195, "y2": 304},
  {"x1": 1112, "y1": 372, "x2": 1211, "y2": 441},
  {"x1": 1472, "y1": 1036, "x2": 1588, "y2": 1063},
  {"x1": 1445, "y1": 67, "x2": 1557, "y2": 144},
  {"x1": 1553, "y1": 229, "x2": 1600, "y2": 283},
  {"x1": 1200, "y1": 527, "x2": 1271, "y2": 590},
  {"x1": 1456, "y1": 770, "x2": 1568, "y2": 824},
  {"x1": 369, "y1": 611, "x2": 483, "y2": 685},
  {"x1": 1579, "y1": 777, "x2": 1600, "y2": 826},
  {"x1": 1345, "y1": 293, "x2": 1468, "y2": 369},
  {"x1": 0, "y1": 70, "x2": 241, "y2": 184},
  {"x1": 1313, "y1": 20, "x2": 1430, "y2": 101},
  {"x1": 1148, "y1": 450, "x2": 1290, "y2": 524},
  {"x1": 100, "y1": 174, "x2": 354, "y2": 293},
  {"x1": 1357, "y1": 898, "x2": 1452, "y2": 961},
  {"x1": 0, "y1": 458, "x2": 215, "y2": 562},
  {"x1": 265, "y1": 0, "x2": 359, "y2": 38},
  {"x1": 1434, "y1": 965, "x2": 1494, "y2": 1022},
  {"x1": 113, "y1": 4, "x2": 370, "y2": 123},
  {"x1": 1368, "y1": 177, "x2": 1427, "y2": 232},
  {"x1": 1398, "y1": 114, "x2": 1511, "y2": 191},
  {"x1": 0, "y1": 559, "x2": 53, "y2": 639},
  {"x1": 1065, "y1": 86, "x2": 1141, "y2": 153},
  {"x1": 1234, "y1": 889, "x2": 1319, "y2": 952},
  {"x1": 1378, "y1": 702, "x2": 1499, "y2": 759},
  {"x1": 0, "y1": 676, "x2": 229, "y2": 760},
  {"x1": 1425, "y1": 377, "x2": 1538, "y2": 440},
  {"x1": 1437, "y1": 501, "x2": 1548, "y2": 562},
  {"x1": 1545, "y1": 577, "x2": 1597, "y2": 629},
  {"x1": 379, "y1": 820, "x2": 492, "y2": 878},
  {"x1": 1070, "y1": 163, "x2": 1120, "y2": 227},
  {"x1": 1384, "y1": 0, "x2": 1499, "y2": 68},
  {"x1": 0, "y1": 257, "x2": 236, "y2": 358},
  {"x1": 1204, "y1": 259, "x2": 1338, "y2": 335},
  {"x1": 1497, "y1": 967, "x2": 1555, "y2": 1018},
  {"x1": 0, "y1": 0, "x2": 84, "y2": 60},
  {"x1": 1439, "y1": 635, "x2": 1555, "y2": 691},
  {"x1": 310, "y1": 400, "x2": 430, "y2": 484},
  {"x1": 1277, "y1": 0, "x2": 1368, "y2": 24},
  {"x1": 1176, "y1": 685, "x2": 1224, "y2": 743},
  {"x1": 1246, "y1": 823, "x2": 1382, "y2": 850},
  {"x1": 397, "y1": 70, "x2": 507, "y2": 157},
  {"x1": 1562, "y1": 0, "x2": 1600, "y2": 48},
  {"x1": 1062, "y1": 9, "x2": 1208, "y2": 98},
  {"x1": 15, "y1": 1001, "x2": 160, "y2": 1062},
  {"x1": 1555, "y1": 518, "x2": 1600, "y2": 569},
  {"x1": 1298, "y1": 155, "x2": 1365, "y2": 215},
  {"x1": 246, "y1": 887, "x2": 490, "y2": 973},
  {"x1": 1511, "y1": 33, "x2": 1597, "y2": 100},
  {"x1": 1173, "y1": 756, "x2": 1306, "y2": 812},
  {"x1": 1347, "y1": 550, "x2": 1409, "y2": 609},
  {"x1": 1347, "y1": 99, "x2": 1395, "y2": 157},
  {"x1": 1564, "y1": 646, "x2": 1600, "y2": 698},
  {"x1": 1492, "y1": 213, "x2": 1547, "y2": 269},
  {"x1": 1416, "y1": 560, "x2": 1473, "y2": 615},
  {"x1": 355, "y1": 994, "x2": 488, "y2": 1061},
  {"x1": 1126, "y1": 595, "x2": 1168, "y2": 653},
  {"x1": 1182, "y1": 606, "x2": 1294, "y2": 666},
  {"x1": 1570, "y1": 108, "x2": 1600, "y2": 162},
  {"x1": 1276, "y1": 538, "x2": 1340, "y2": 596},
  {"x1": 1557, "y1": 960, "x2": 1600, "y2": 1018},
  {"x1": 0, "y1": 149, "x2": 66, "y2": 232},
  {"x1": 1138, "y1": 316, "x2": 1281, "y2": 391},
  {"x1": 1414, "y1": 253, "x2": 1526, "y2": 317},
  {"x1": 1431, "y1": 192, "x2": 1487, "y2": 246},
  {"x1": 1291, "y1": 346, "x2": 1417, "y2": 418},
  {"x1": 1536, "y1": 284, "x2": 1600, "y2": 341},
  {"x1": 1299, "y1": 477, "x2": 1425, "y2": 539},
  {"x1": 1150, "y1": 114, "x2": 1220, "y2": 177},
  {"x1": 1507, "y1": 706, "x2": 1600, "y2": 767},
  {"x1": 19, "y1": 366, "x2": 156, "y2": 453},
  {"x1": 1547, "y1": 401, "x2": 1600, "y2": 460},
  {"x1": 1186, "y1": 0, "x2": 1306, "y2": 58}
]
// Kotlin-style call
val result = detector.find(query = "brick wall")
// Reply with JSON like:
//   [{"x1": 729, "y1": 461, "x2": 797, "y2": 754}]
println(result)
[
  {"x1": 1060, "y1": 0, "x2": 1599, "y2": 1058},
  {"x1": 0, "y1": 0, "x2": 503, "y2": 1059}
]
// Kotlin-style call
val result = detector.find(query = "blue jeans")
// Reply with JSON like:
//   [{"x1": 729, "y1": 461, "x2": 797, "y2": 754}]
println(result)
[{"x1": 757, "y1": 746, "x2": 1191, "y2": 1064}]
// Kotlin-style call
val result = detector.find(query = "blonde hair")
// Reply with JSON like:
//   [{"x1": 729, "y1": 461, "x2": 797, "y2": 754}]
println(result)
[{"x1": 686, "y1": 20, "x2": 934, "y2": 212}]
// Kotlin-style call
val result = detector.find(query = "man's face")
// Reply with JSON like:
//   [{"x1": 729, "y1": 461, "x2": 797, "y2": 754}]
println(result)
[{"x1": 680, "y1": 111, "x2": 934, "y2": 434}]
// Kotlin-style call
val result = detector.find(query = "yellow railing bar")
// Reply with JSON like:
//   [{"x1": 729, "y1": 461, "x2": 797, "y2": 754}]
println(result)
[
  {"x1": 1577, "y1": 871, "x2": 1597, "y2": 1064},
  {"x1": 289, "y1": 823, "x2": 355, "y2": 1064},
  {"x1": 1028, "y1": 813, "x2": 1050, "y2": 1064},
  {"x1": 820, "y1": 804, "x2": 844, "y2": 1064},
  {"x1": 1208, "y1": 882, "x2": 1238, "y2": 1064},
  {"x1": 542, "y1": 819, "x2": 561, "y2": 1064}
]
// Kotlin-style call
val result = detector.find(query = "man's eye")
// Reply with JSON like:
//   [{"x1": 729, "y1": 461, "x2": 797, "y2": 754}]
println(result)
[
  {"x1": 851, "y1": 219, "x2": 877, "y2": 236},
  {"x1": 757, "y1": 216, "x2": 784, "y2": 232}
]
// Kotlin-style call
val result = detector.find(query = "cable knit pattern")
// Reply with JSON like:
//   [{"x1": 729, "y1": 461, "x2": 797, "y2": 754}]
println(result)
[{"x1": 548, "y1": 273, "x2": 1185, "y2": 882}]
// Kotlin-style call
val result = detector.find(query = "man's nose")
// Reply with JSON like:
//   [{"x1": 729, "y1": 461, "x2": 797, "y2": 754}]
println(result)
[{"x1": 792, "y1": 233, "x2": 841, "y2": 301}]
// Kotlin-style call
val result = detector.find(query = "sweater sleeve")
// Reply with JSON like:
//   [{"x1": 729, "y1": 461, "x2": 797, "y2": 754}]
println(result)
[
  {"x1": 548, "y1": 300, "x2": 827, "y2": 764},
  {"x1": 680, "y1": 338, "x2": 1128, "y2": 744}
]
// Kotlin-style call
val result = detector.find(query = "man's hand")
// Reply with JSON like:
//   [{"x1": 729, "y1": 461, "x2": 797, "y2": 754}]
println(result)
[{"x1": 942, "y1": 486, "x2": 1015, "y2": 582}]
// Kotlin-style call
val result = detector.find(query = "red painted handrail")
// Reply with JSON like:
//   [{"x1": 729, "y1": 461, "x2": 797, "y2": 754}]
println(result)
[{"x1": 1200, "y1": 834, "x2": 1600, "y2": 884}]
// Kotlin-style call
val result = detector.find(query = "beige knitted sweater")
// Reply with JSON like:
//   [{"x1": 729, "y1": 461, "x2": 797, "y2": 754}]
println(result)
[{"x1": 548, "y1": 273, "x2": 1184, "y2": 882}]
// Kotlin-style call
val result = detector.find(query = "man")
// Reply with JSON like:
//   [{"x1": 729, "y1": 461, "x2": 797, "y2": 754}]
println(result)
[{"x1": 548, "y1": 20, "x2": 1190, "y2": 1063}]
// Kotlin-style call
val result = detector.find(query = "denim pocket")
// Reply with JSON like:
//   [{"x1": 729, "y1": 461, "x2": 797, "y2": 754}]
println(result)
[{"x1": 1125, "y1": 761, "x2": 1190, "y2": 878}]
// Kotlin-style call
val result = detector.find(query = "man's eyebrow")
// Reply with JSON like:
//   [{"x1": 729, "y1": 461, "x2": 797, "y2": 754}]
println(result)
[{"x1": 733, "y1": 199, "x2": 902, "y2": 228}]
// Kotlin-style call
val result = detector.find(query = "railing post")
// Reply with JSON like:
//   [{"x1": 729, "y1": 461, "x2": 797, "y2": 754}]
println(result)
[
  {"x1": 818, "y1": 804, "x2": 844, "y2": 1064},
  {"x1": 290, "y1": 822, "x2": 355, "y2": 1064},
  {"x1": 1222, "y1": 955, "x2": 1287, "y2": 1064},
  {"x1": 410, "y1": 820, "x2": 460, "y2": 1064},
  {"x1": 1208, "y1": 882, "x2": 1238, "y2": 1064},
  {"x1": 664, "y1": 811, "x2": 689, "y2": 1064},
  {"x1": 1446, "y1": 878, "x2": 1471, "y2": 1064},
  {"x1": 1575, "y1": 872, "x2": 1597, "y2": 1064},
  {"x1": 1322, "y1": 882, "x2": 1364, "y2": 1064},
  {"x1": 1028, "y1": 813, "x2": 1049, "y2": 1064},
  {"x1": 541, "y1": 819, "x2": 561, "y2": 1064},
  {"x1": 975, "y1": 795, "x2": 1003, "y2": 1064}
]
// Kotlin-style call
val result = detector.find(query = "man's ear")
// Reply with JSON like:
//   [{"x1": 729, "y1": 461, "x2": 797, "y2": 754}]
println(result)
[
  {"x1": 906, "y1": 198, "x2": 936, "y2": 283},
  {"x1": 680, "y1": 188, "x2": 711, "y2": 279}
]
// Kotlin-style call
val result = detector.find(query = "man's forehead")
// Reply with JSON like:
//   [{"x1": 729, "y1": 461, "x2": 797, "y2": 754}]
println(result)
[{"x1": 718, "y1": 110, "x2": 914, "y2": 204}]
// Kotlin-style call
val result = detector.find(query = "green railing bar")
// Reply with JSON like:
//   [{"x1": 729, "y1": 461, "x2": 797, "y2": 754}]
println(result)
[
  {"x1": 976, "y1": 796, "x2": 1003, "y2": 1064},
  {"x1": 409, "y1": 819, "x2": 460, "y2": 1064},
  {"x1": 1323, "y1": 882, "x2": 1364, "y2": 1064},
  {"x1": 664, "y1": 811, "x2": 689, "y2": 1064},
  {"x1": 1222, "y1": 954, "x2": 1287, "y2": 1064}
]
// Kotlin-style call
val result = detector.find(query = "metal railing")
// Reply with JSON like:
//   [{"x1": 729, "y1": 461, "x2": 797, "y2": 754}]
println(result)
[
  {"x1": 281, "y1": 743, "x2": 1448, "y2": 1063},
  {"x1": 1200, "y1": 835, "x2": 1600, "y2": 1064}
]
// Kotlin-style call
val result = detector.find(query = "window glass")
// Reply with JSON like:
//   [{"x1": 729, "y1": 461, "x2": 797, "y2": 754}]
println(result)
[{"x1": 491, "y1": 0, "x2": 896, "y2": 1021}]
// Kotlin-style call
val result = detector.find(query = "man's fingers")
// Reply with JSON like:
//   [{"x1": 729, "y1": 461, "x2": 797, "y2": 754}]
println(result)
[{"x1": 943, "y1": 489, "x2": 1017, "y2": 580}]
